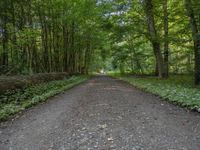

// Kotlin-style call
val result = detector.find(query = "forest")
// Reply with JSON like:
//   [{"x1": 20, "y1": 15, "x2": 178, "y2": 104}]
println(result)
[
  {"x1": 0, "y1": 0, "x2": 200, "y2": 120},
  {"x1": 0, "y1": 0, "x2": 200, "y2": 83},
  {"x1": 0, "y1": 1, "x2": 200, "y2": 149}
]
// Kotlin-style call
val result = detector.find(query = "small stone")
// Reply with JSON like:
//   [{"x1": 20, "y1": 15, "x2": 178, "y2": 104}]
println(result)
[
  {"x1": 118, "y1": 116, "x2": 122, "y2": 119},
  {"x1": 98, "y1": 124, "x2": 107, "y2": 129},
  {"x1": 132, "y1": 146, "x2": 142, "y2": 150},
  {"x1": 197, "y1": 108, "x2": 200, "y2": 113},
  {"x1": 82, "y1": 127, "x2": 86, "y2": 130},
  {"x1": 110, "y1": 144, "x2": 116, "y2": 148},
  {"x1": 108, "y1": 137, "x2": 113, "y2": 141}
]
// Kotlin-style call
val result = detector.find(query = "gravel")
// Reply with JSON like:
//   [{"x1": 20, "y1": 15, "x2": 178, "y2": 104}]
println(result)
[{"x1": 0, "y1": 76, "x2": 200, "y2": 150}]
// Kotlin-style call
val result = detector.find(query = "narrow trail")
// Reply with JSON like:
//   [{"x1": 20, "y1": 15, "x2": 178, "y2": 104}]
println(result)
[{"x1": 0, "y1": 76, "x2": 200, "y2": 150}]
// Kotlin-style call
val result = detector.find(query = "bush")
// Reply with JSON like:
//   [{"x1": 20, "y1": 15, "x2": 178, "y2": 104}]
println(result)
[{"x1": 0, "y1": 72, "x2": 69, "y2": 94}]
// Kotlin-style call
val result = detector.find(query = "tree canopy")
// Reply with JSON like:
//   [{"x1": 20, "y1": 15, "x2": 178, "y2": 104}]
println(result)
[{"x1": 0, "y1": 0, "x2": 200, "y2": 84}]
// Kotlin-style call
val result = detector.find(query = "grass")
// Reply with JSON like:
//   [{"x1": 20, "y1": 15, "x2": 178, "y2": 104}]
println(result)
[
  {"x1": 111, "y1": 73, "x2": 200, "y2": 112},
  {"x1": 0, "y1": 75, "x2": 88, "y2": 121}
]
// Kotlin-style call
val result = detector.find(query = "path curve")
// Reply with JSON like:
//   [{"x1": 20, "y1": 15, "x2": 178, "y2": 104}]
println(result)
[{"x1": 0, "y1": 76, "x2": 200, "y2": 150}]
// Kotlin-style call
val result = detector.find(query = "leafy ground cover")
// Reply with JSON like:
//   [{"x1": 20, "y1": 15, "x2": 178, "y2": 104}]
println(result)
[
  {"x1": 111, "y1": 74, "x2": 200, "y2": 112},
  {"x1": 0, "y1": 76, "x2": 88, "y2": 121},
  {"x1": 0, "y1": 73, "x2": 69, "y2": 94}
]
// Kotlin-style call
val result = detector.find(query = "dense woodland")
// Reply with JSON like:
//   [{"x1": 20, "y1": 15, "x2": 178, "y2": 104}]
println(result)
[{"x1": 0, "y1": 0, "x2": 200, "y2": 84}]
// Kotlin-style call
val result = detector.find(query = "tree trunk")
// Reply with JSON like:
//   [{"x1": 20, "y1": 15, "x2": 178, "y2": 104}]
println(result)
[
  {"x1": 144, "y1": 0, "x2": 165, "y2": 78},
  {"x1": 1, "y1": 1, "x2": 9, "y2": 70},
  {"x1": 163, "y1": 0, "x2": 169, "y2": 78},
  {"x1": 2, "y1": 19, "x2": 8, "y2": 68},
  {"x1": 185, "y1": 0, "x2": 200, "y2": 85},
  {"x1": 38, "y1": 8, "x2": 49, "y2": 72},
  {"x1": 194, "y1": 40, "x2": 200, "y2": 84},
  {"x1": 152, "y1": 41, "x2": 165, "y2": 78},
  {"x1": 63, "y1": 25, "x2": 69, "y2": 72}
]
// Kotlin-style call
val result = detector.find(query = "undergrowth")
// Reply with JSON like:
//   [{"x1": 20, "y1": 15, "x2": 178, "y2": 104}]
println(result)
[
  {"x1": 0, "y1": 76, "x2": 88, "y2": 121},
  {"x1": 111, "y1": 74, "x2": 200, "y2": 112}
]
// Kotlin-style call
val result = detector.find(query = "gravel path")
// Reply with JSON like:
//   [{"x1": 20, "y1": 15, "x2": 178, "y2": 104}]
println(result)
[{"x1": 0, "y1": 76, "x2": 200, "y2": 150}]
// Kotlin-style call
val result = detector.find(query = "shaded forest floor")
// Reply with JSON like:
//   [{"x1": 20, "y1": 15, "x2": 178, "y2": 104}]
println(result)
[
  {"x1": 111, "y1": 74, "x2": 200, "y2": 112},
  {"x1": 0, "y1": 76, "x2": 199, "y2": 149},
  {"x1": 0, "y1": 76, "x2": 88, "y2": 121}
]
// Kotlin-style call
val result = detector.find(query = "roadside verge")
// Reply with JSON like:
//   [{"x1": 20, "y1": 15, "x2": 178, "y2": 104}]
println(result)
[
  {"x1": 110, "y1": 74, "x2": 200, "y2": 113},
  {"x1": 0, "y1": 76, "x2": 89, "y2": 121}
]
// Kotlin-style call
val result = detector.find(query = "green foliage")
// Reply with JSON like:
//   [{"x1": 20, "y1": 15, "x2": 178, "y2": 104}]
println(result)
[
  {"x1": 0, "y1": 76, "x2": 88, "y2": 121},
  {"x1": 99, "y1": 0, "x2": 196, "y2": 76},
  {"x1": 0, "y1": 0, "x2": 198, "y2": 79},
  {"x1": 113, "y1": 74, "x2": 200, "y2": 111},
  {"x1": 0, "y1": 0, "x2": 110, "y2": 75}
]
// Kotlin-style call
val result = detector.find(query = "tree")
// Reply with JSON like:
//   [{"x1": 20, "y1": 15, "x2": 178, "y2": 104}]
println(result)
[
  {"x1": 185, "y1": 0, "x2": 200, "y2": 85},
  {"x1": 143, "y1": 0, "x2": 166, "y2": 78},
  {"x1": 163, "y1": 0, "x2": 169, "y2": 77},
  {"x1": 0, "y1": 0, "x2": 107, "y2": 75}
]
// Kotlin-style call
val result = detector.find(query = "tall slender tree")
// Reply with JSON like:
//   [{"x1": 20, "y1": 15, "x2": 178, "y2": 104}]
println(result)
[
  {"x1": 163, "y1": 0, "x2": 169, "y2": 77},
  {"x1": 143, "y1": 0, "x2": 166, "y2": 78},
  {"x1": 185, "y1": 0, "x2": 200, "y2": 85}
]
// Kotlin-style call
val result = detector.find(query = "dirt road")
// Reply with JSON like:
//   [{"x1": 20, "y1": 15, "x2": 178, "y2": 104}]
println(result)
[{"x1": 0, "y1": 76, "x2": 200, "y2": 150}]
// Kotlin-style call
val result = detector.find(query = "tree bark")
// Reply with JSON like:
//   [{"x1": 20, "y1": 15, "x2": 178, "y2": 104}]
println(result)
[
  {"x1": 143, "y1": 0, "x2": 165, "y2": 78},
  {"x1": 163, "y1": 0, "x2": 169, "y2": 77},
  {"x1": 185, "y1": 0, "x2": 200, "y2": 85},
  {"x1": 1, "y1": 1, "x2": 9, "y2": 70}
]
